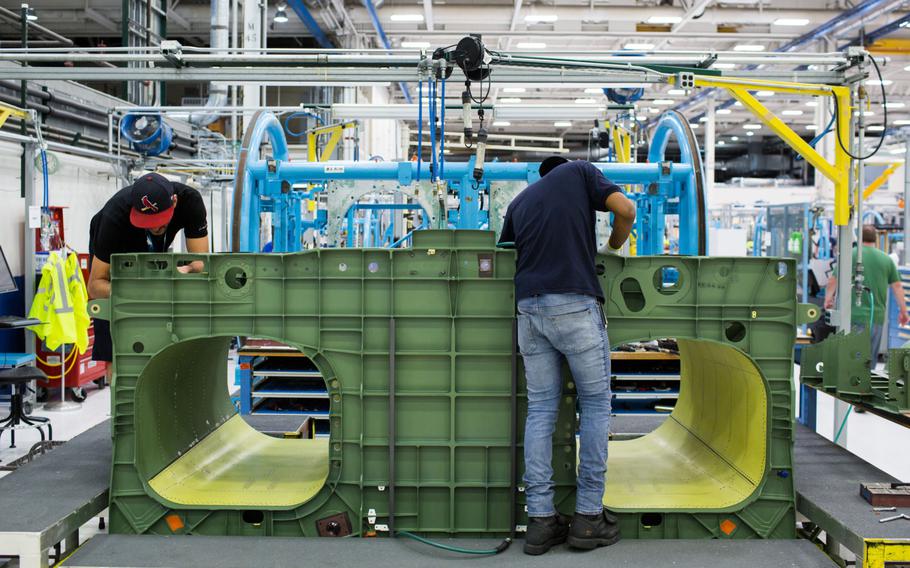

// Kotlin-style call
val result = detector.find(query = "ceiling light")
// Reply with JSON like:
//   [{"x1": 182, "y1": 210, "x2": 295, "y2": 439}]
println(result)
[
  {"x1": 584, "y1": 88, "x2": 604, "y2": 94},
  {"x1": 731, "y1": 136, "x2": 739, "y2": 141},
  {"x1": 733, "y1": 101, "x2": 743, "y2": 107},
  {"x1": 743, "y1": 124, "x2": 762, "y2": 129},
  {"x1": 503, "y1": 87, "x2": 526, "y2": 93},
  {"x1": 500, "y1": 97, "x2": 522, "y2": 104},
  {"x1": 273, "y1": 4, "x2": 288, "y2": 23},
  {"x1": 624, "y1": 42, "x2": 655, "y2": 50},
  {"x1": 867, "y1": 125, "x2": 885, "y2": 132},
  {"x1": 718, "y1": 140, "x2": 726, "y2": 146},
  {"x1": 889, "y1": 147, "x2": 906, "y2": 155},
  {"x1": 905, "y1": 65, "x2": 910, "y2": 72},
  {"x1": 401, "y1": 41, "x2": 431, "y2": 48},
  {"x1": 865, "y1": 79, "x2": 893, "y2": 86},
  {"x1": 493, "y1": 121, "x2": 511, "y2": 127},
  {"x1": 647, "y1": 15, "x2": 682, "y2": 24},
  {"x1": 554, "y1": 121, "x2": 572, "y2": 127},
  {"x1": 524, "y1": 14, "x2": 558, "y2": 23},
  {"x1": 755, "y1": 90, "x2": 774, "y2": 97},
  {"x1": 746, "y1": 131, "x2": 755, "y2": 136},
  {"x1": 716, "y1": 108, "x2": 732, "y2": 115},
  {"x1": 773, "y1": 18, "x2": 810, "y2": 26},
  {"x1": 699, "y1": 116, "x2": 709, "y2": 122},
  {"x1": 894, "y1": 119, "x2": 910, "y2": 126},
  {"x1": 516, "y1": 42, "x2": 547, "y2": 49},
  {"x1": 713, "y1": 63, "x2": 736, "y2": 69},
  {"x1": 805, "y1": 100, "x2": 818, "y2": 107},
  {"x1": 390, "y1": 13, "x2": 424, "y2": 22},
  {"x1": 667, "y1": 89, "x2": 686, "y2": 96},
  {"x1": 885, "y1": 102, "x2": 906, "y2": 109},
  {"x1": 734, "y1": 44, "x2": 766, "y2": 52},
  {"x1": 689, "y1": 123, "x2": 699, "y2": 128},
  {"x1": 854, "y1": 110, "x2": 875, "y2": 116},
  {"x1": 636, "y1": 114, "x2": 649, "y2": 121},
  {"x1": 781, "y1": 110, "x2": 803, "y2": 116},
  {"x1": 574, "y1": 98, "x2": 598, "y2": 104},
  {"x1": 443, "y1": 148, "x2": 452, "y2": 155},
  {"x1": 653, "y1": 99, "x2": 674, "y2": 105},
  {"x1": 806, "y1": 124, "x2": 817, "y2": 130},
  {"x1": 648, "y1": 107, "x2": 661, "y2": 114}
]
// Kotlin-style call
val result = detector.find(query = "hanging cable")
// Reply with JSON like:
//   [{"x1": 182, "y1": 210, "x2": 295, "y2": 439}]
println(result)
[
  {"x1": 833, "y1": 55, "x2": 888, "y2": 161},
  {"x1": 439, "y1": 76, "x2": 446, "y2": 180},
  {"x1": 417, "y1": 78, "x2": 423, "y2": 181}
]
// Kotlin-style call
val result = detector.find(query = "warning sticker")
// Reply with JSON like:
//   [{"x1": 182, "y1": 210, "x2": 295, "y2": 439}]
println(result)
[{"x1": 324, "y1": 165, "x2": 345, "y2": 174}]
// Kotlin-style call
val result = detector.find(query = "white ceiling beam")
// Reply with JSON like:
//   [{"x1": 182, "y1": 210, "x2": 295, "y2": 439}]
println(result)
[{"x1": 423, "y1": 0, "x2": 434, "y2": 32}]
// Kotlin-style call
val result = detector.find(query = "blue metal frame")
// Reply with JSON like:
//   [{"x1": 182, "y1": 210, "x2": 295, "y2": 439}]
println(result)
[
  {"x1": 643, "y1": 111, "x2": 706, "y2": 256},
  {"x1": 232, "y1": 112, "x2": 704, "y2": 254},
  {"x1": 344, "y1": 203, "x2": 429, "y2": 248}
]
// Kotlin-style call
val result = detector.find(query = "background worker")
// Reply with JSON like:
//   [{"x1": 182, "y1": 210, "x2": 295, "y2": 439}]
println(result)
[
  {"x1": 499, "y1": 156, "x2": 636, "y2": 555},
  {"x1": 87, "y1": 173, "x2": 209, "y2": 365},
  {"x1": 825, "y1": 224, "x2": 909, "y2": 366}
]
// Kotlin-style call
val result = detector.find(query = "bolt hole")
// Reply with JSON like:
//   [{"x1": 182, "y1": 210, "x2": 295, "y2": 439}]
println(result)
[
  {"x1": 595, "y1": 263, "x2": 605, "y2": 276},
  {"x1": 132, "y1": 342, "x2": 144, "y2": 353},
  {"x1": 225, "y1": 266, "x2": 248, "y2": 290},
  {"x1": 724, "y1": 321, "x2": 746, "y2": 343}
]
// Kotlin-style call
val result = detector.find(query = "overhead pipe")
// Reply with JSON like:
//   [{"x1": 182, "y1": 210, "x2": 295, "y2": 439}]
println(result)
[
  {"x1": 669, "y1": 0, "x2": 906, "y2": 117},
  {"x1": 361, "y1": 0, "x2": 413, "y2": 103},
  {"x1": 286, "y1": 0, "x2": 334, "y2": 49},
  {"x1": 189, "y1": 0, "x2": 230, "y2": 126},
  {"x1": 0, "y1": 5, "x2": 73, "y2": 46}
]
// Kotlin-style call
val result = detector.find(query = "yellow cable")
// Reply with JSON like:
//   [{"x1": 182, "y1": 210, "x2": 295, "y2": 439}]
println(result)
[
  {"x1": 34, "y1": 347, "x2": 77, "y2": 367},
  {"x1": 36, "y1": 347, "x2": 81, "y2": 380}
]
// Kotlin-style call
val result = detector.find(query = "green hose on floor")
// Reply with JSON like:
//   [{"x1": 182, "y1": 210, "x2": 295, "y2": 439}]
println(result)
[{"x1": 397, "y1": 531, "x2": 512, "y2": 555}]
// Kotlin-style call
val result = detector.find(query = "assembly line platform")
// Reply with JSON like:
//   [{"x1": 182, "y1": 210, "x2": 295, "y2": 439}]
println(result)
[
  {"x1": 60, "y1": 534, "x2": 834, "y2": 567},
  {"x1": 1, "y1": 416, "x2": 906, "y2": 567}
]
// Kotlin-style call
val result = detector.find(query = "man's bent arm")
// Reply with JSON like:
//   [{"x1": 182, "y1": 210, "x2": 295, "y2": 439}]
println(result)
[
  {"x1": 88, "y1": 256, "x2": 112, "y2": 299},
  {"x1": 606, "y1": 192, "x2": 636, "y2": 250}
]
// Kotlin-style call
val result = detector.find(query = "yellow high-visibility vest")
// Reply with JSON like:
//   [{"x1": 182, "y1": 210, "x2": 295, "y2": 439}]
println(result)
[{"x1": 28, "y1": 251, "x2": 89, "y2": 353}]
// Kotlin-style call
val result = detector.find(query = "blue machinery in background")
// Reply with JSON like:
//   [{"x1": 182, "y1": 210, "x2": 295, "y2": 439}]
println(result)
[{"x1": 230, "y1": 110, "x2": 708, "y2": 254}]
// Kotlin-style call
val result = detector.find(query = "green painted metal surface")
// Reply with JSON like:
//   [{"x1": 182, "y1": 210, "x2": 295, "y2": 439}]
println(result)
[
  {"x1": 98, "y1": 230, "x2": 809, "y2": 539},
  {"x1": 801, "y1": 332, "x2": 910, "y2": 419}
]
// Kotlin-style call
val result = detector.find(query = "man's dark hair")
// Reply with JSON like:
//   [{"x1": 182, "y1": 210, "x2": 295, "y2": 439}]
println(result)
[
  {"x1": 862, "y1": 224, "x2": 877, "y2": 244},
  {"x1": 538, "y1": 156, "x2": 569, "y2": 178}
]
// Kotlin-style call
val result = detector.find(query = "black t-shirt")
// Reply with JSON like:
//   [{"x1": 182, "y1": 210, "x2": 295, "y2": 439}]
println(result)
[
  {"x1": 498, "y1": 161, "x2": 621, "y2": 301},
  {"x1": 89, "y1": 183, "x2": 208, "y2": 264}
]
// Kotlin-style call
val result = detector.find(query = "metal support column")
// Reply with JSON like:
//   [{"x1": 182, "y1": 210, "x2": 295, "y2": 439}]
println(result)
[
  {"x1": 904, "y1": 137, "x2": 910, "y2": 265},
  {"x1": 705, "y1": 94, "x2": 716, "y2": 195},
  {"x1": 19, "y1": 3, "x2": 28, "y2": 199},
  {"x1": 23, "y1": 141, "x2": 37, "y2": 356}
]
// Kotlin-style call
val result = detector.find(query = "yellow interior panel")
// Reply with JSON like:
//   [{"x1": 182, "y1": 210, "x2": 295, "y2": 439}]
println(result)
[
  {"x1": 148, "y1": 415, "x2": 330, "y2": 508},
  {"x1": 604, "y1": 339, "x2": 768, "y2": 510}
]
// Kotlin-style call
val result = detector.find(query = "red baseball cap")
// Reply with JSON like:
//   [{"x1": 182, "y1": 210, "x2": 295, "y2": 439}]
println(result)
[{"x1": 129, "y1": 173, "x2": 176, "y2": 229}]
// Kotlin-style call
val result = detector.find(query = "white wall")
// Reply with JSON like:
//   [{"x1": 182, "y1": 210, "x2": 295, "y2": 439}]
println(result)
[{"x1": 0, "y1": 141, "x2": 122, "y2": 276}]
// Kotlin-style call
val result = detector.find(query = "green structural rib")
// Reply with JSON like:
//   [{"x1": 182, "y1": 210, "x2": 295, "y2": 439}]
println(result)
[{"x1": 93, "y1": 230, "x2": 816, "y2": 539}]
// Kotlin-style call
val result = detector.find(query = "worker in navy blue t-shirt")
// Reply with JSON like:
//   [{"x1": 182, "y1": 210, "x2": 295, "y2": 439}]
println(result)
[{"x1": 499, "y1": 156, "x2": 635, "y2": 555}]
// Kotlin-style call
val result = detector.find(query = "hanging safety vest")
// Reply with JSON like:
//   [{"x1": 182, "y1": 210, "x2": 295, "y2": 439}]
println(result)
[{"x1": 28, "y1": 251, "x2": 90, "y2": 353}]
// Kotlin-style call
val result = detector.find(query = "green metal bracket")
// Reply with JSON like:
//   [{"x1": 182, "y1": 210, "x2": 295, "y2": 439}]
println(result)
[
  {"x1": 87, "y1": 299, "x2": 110, "y2": 321},
  {"x1": 797, "y1": 303, "x2": 822, "y2": 326}
]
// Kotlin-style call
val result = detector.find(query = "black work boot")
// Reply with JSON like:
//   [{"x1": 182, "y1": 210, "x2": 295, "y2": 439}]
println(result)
[
  {"x1": 524, "y1": 514, "x2": 570, "y2": 555},
  {"x1": 567, "y1": 509, "x2": 621, "y2": 550}
]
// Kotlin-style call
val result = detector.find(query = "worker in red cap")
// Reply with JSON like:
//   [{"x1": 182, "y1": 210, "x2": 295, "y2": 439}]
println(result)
[{"x1": 87, "y1": 172, "x2": 209, "y2": 363}]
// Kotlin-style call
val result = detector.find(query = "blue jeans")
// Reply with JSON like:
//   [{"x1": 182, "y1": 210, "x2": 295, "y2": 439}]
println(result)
[{"x1": 517, "y1": 293, "x2": 611, "y2": 517}]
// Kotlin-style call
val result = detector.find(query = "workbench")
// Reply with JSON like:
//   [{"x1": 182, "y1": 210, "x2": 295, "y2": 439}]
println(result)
[{"x1": 0, "y1": 421, "x2": 109, "y2": 568}]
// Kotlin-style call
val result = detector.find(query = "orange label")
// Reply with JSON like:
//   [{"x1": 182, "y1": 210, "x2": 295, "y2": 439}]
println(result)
[
  {"x1": 165, "y1": 513, "x2": 185, "y2": 532},
  {"x1": 719, "y1": 519, "x2": 737, "y2": 536}
]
